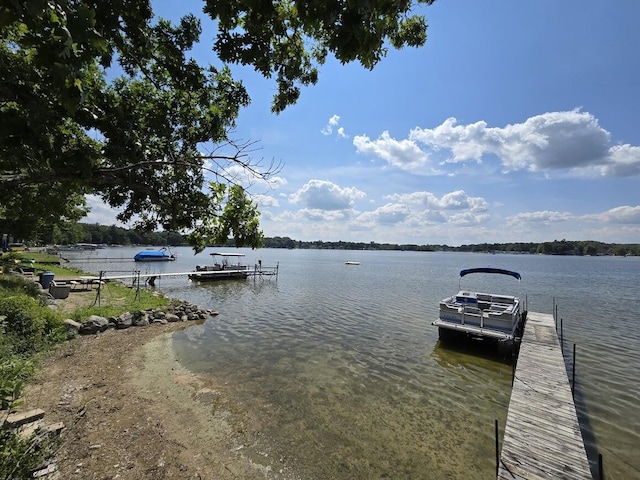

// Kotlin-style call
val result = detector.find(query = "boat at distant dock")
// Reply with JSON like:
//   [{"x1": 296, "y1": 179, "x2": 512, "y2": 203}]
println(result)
[
  {"x1": 133, "y1": 247, "x2": 176, "y2": 262},
  {"x1": 189, "y1": 252, "x2": 250, "y2": 280},
  {"x1": 432, "y1": 267, "x2": 527, "y2": 354},
  {"x1": 52, "y1": 243, "x2": 97, "y2": 252}
]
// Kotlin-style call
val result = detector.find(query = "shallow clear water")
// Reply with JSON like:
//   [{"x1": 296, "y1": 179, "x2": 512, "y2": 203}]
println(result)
[{"x1": 68, "y1": 248, "x2": 640, "y2": 479}]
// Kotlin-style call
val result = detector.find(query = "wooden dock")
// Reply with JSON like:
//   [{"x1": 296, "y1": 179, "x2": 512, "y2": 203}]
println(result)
[{"x1": 498, "y1": 311, "x2": 592, "y2": 480}]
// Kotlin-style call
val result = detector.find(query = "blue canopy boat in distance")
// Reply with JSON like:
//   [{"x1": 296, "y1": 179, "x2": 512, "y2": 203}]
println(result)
[
  {"x1": 133, "y1": 247, "x2": 176, "y2": 262},
  {"x1": 432, "y1": 267, "x2": 527, "y2": 354}
]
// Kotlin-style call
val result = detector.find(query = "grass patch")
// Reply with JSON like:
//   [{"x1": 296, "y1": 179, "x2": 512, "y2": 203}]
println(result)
[
  {"x1": 65, "y1": 282, "x2": 169, "y2": 320},
  {"x1": 0, "y1": 251, "x2": 59, "y2": 267},
  {"x1": 15, "y1": 252, "x2": 60, "y2": 264}
]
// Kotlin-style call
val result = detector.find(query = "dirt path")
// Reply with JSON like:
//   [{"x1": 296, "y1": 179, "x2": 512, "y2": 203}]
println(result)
[{"x1": 23, "y1": 293, "x2": 293, "y2": 479}]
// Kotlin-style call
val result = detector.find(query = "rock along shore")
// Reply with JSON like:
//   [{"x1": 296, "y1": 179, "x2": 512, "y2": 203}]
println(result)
[{"x1": 61, "y1": 301, "x2": 218, "y2": 335}]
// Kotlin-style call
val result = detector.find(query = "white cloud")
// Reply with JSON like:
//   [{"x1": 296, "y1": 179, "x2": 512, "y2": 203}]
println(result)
[
  {"x1": 356, "y1": 203, "x2": 410, "y2": 225},
  {"x1": 417, "y1": 209, "x2": 449, "y2": 224},
  {"x1": 507, "y1": 210, "x2": 573, "y2": 226},
  {"x1": 320, "y1": 115, "x2": 345, "y2": 137},
  {"x1": 288, "y1": 179, "x2": 366, "y2": 210},
  {"x1": 409, "y1": 110, "x2": 613, "y2": 172},
  {"x1": 410, "y1": 117, "x2": 495, "y2": 164},
  {"x1": 346, "y1": 190, "x2": 491, "y2": 232},
  {"x1": 253, "y1": 194, "x2": 279, "y2": 208},
  {"x1": 597, "y1": 145, "x2": 640, "y2": 177},
  {"x1": 358, "y1": 110, "x2": 640, "y2": 177},
  {"x1": 505, "y1": 206, "x2": 640, "y2": 228},
  {"x1": 298, "y1": 208, "x2": 352, "y2": 222},
  {"x1": 585, "y1": 205, "x2": 640, "y2": 224},
  {"x1": 386, "y1": 190, "x2": 488, "y2": 212},
  {"x1": 448, "y1": 212, "x2": 491, "y2": 226},
  {"x1": 220, "y1": 164, "x2": 288, "y2": 189},
  {"x1": 353, "y1": 131, "x2": 432, "y2": 171}
]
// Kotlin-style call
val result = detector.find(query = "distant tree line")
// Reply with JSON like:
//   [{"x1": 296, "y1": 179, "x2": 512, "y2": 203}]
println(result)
[
  {"x1": 23, "y1": 223, "x2": 638, "y2": 257},
  {"x1": 263, "y1": 237, "x2": 437, "y2": 251},
  {"x1": 264, "y1": 237, "x2": 638, "y2": 256},
  {"x1": 439, "y1": 239, "x2": 639, "y2": 256}
]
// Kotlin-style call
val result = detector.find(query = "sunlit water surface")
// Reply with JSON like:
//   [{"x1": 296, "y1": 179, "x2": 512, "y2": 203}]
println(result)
[{"x1": 68, "y1": 248, "x2": 640, "y2": 479}]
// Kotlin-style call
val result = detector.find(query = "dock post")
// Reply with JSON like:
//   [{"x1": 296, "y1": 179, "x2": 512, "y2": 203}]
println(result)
[
  {"x1": 572, "y1": 343, "x2": 576, "y2": 399},
  {"x1": 598, "y1": 452, "x2": 604, "y2": 479},
  {"x1": 494, "y1": 419, "x2": 499, "y2": 478},
  {"x1": 560, "y1": 318, "x2": 564, "y2": 355}
]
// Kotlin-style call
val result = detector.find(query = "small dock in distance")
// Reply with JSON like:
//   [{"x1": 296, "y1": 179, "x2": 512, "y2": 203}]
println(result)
[
  {"x1": 498, "y1": 311, "x2": 592, "y2": 479},
  {"x1": 55, "y1": 264, "x2": 279, "y2": 286}
]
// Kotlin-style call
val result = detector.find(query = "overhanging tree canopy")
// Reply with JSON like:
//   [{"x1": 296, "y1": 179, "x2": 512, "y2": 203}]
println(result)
[{"x1": 0, "y1": 0, "x2": 433, "y2": 251}]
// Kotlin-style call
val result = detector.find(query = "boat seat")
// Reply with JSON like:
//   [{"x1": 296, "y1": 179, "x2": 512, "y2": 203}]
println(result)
[
  {"x1": 489, "y1": 304, "x2": 515, "y2": 314},
  {"x1": 478, "y1": 301, "x2": 491, "y2": 310},
  {"x1": 491, "y1": 295, "x2": 515, "y2": 304},
  {"x1": 455, "y1": 291, "x2": 478, "y2": 305}
]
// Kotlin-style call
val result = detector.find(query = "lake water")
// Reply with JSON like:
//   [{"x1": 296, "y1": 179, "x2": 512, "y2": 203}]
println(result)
[{"x1": 66, "y1": 247, "x2": 640, "y2": 479}]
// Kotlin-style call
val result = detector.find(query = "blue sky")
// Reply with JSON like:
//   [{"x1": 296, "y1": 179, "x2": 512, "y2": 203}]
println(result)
[{"x1": 86, "y1": 0, "x2": 640, "y2": 245}]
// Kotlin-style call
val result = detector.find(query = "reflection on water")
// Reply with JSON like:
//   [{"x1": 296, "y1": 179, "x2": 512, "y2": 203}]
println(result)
[{"x1": 68, "y1": 248, "x2": 640, "y2": 479}]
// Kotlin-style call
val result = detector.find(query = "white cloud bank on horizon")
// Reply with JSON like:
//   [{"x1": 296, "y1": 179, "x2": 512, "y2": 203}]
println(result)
[{"x1": 353, "y1": 110, "x2": 640, "y2": 177}]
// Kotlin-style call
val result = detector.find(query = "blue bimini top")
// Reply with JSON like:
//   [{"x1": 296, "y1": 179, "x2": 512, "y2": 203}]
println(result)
[{"x1": 459, "y1": 267, "x2": 521, "y2": 281}]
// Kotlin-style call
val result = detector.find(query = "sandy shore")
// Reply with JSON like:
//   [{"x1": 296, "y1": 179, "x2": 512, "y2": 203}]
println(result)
[{"x1": 24, "y1": 319, "x2": 290, "y2": 479}]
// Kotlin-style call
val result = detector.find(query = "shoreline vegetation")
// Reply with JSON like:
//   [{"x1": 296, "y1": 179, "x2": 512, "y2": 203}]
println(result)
[
  {"x1": 0, "y1": 254, "x2": 266, "y2": 479},
  {"x1": 8, "y1": 221, "x2": 640, "y2": 257}
]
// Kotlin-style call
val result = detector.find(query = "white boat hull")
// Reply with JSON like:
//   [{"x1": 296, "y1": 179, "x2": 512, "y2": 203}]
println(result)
[{"x1": 433, "y1": 290, "x2": 525, "y2": 350}]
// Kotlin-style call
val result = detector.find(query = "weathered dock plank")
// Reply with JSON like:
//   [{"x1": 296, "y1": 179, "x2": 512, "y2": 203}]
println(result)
[{"x1": 498, "y1": 311, "x2": 592, "y2": 480}]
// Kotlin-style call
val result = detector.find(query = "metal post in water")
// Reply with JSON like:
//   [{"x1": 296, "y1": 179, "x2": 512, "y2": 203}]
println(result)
[
  {"x1": 598, "y1": 452, "x2": 604, "y2": 480},
  {"x1": 572, "y1": 343, "x2": 576, "y2": 399},
  {"x1": 560, "y1": 318, "x2": 564, "y2": 355},
  {"x1": 495, "y1": 419, "x2": 499, "y2": 478},
  {"x1": 511, "y1": 342, "x2": 516, "y2": 386}
]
